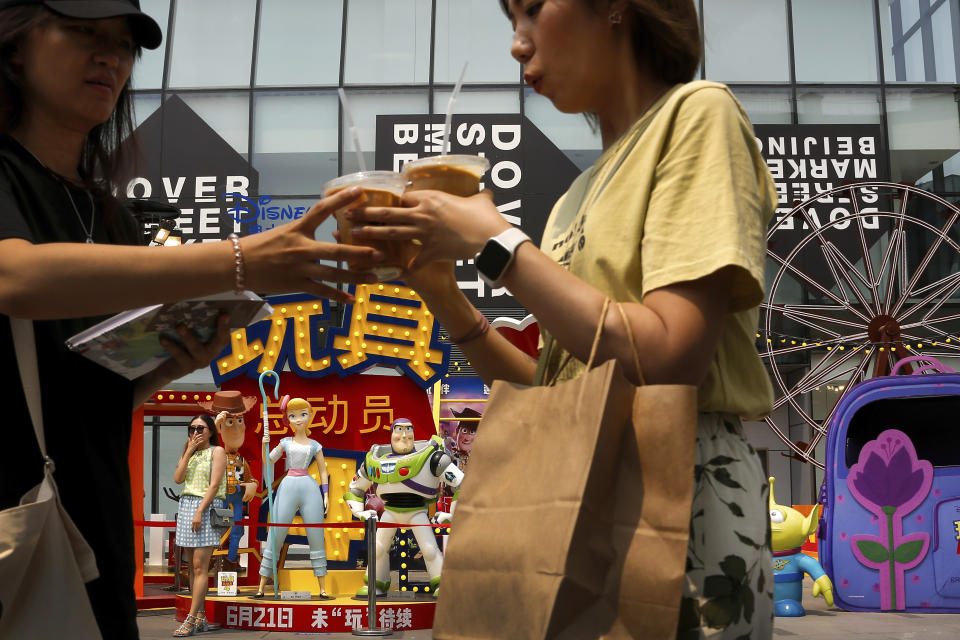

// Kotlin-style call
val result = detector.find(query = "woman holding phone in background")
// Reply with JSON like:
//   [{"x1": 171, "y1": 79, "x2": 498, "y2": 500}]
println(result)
[{"x1": 172, "y1": 413, "x2": 226, "y2": 637}]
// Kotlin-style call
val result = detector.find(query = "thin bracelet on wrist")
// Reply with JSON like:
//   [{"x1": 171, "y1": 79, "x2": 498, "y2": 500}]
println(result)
[{"x1": 227, "y1": 233, "x2": 246, "y2": 294}]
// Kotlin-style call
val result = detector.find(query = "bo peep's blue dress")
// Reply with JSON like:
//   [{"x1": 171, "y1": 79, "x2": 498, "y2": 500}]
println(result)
[{"x1": 259, "y1": 438, "x2": 327, "y2": 578}]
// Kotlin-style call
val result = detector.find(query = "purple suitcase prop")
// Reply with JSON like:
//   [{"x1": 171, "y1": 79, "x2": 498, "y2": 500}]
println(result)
[{"x1": 822, "y1": 356, "x2": 960, "y2": 612}]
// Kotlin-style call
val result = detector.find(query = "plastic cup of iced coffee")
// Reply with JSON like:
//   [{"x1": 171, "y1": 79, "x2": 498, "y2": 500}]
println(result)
[
  {"x1": 403, "y1": 154, "x2": 491, "y2": 197},
  {"x1": 399, "y1": 155, "x2": 491, "y2": 268},
  {"x1": 323, "y1": 170, "x2": 408, "y2": 282}
]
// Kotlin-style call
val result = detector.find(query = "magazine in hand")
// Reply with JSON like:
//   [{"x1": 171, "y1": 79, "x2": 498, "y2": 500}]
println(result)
[{"x1": 65, "y1": 291, "x2": 272, "y2": 380}]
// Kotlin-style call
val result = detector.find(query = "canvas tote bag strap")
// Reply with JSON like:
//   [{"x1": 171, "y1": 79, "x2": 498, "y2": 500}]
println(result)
[
  {"x1": 10, "y1": 316, "x2": 99, "y2": 581},
  {"x1": 11, "y1": 318, "x2": 53, "y2": 477}
]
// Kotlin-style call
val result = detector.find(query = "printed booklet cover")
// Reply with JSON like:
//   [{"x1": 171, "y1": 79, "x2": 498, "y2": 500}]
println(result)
[{"x1": 66, "y1": 291, "x2": 272, "y2": 380}]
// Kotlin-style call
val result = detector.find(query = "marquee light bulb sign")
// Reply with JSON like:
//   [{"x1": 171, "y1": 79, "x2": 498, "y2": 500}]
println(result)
[{"x1": 211, "y1": 285, "x2": 450, "y2": 389}]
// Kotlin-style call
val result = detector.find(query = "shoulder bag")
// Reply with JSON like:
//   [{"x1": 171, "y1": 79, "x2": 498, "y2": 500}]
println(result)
[{"x1": 0, "y1": 318, "x2": 102, "y2": 638}]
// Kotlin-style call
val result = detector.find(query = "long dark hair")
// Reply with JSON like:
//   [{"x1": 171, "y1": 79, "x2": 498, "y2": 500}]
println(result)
[
  {"x1": 498, "y1": 0, "x2": 701, "y2": 85},
  {"x1": 0, "y1": 5, "x2": 142, "y2": 236}
]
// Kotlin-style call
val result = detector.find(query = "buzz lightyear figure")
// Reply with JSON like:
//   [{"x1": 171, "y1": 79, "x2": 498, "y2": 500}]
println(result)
[{"x1": 345, "y1": 418, "x2": 464, "y2": 597}]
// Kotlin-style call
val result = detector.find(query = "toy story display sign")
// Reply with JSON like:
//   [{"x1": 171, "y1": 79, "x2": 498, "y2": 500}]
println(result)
[{"x1": 211, "y1": 287, "x2": 450, "y2": 389}]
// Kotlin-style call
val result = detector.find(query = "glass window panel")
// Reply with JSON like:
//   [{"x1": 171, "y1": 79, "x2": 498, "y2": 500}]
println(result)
[
  {"x1": 793, "y1": 0, "x2": 877, "y2": 82},
  {"x1": 728, "y1": 89, "x2": 792, "y2": 125},
  {"x1": 932, "y1": 2, "x2": 958, "y2": 83},
  {"x1": 797, "y1": 89, "x2": 880, "y2": 125},
  {"x1": 340, "y1": 90, "x2": 429, "y2": 174},
  {"x1": 887, "y1": 90, "x2": 960, "y2": 183},
  {"x1": 434, "y1": 0, "x2": 518, "y2": 83},
  {"x1": 253, "y1": 93, "x2": 339, "y2": 196},
  {"x1": 133, "y1": 93, "x2": 162, "y2": 128},
  {"x1": 153, "y1": 418, "x2": 193, "y2": 519},
  {"x1": 131, "y1": 0, "x2": 170, "y2": 91},
  {"x1": 168, "y1": 0, "x2": 256, "y2": 88},
  {"x1": 702, "y1": 0, "x2": 789, "y2": 82},
  {"x1": 903, "y1": 31, "x2": 925, "y2": 80},
  {"x1": 879, "y1": 3, "x2": 898, "y2": 80},
  {"x1": 343, "y1": 0, "x2": 431, "y2": 85},
  {"x1": 524, "y1": 90, "x2": 601, "y2": 170},
  {"x1": 175, "y1": 92, "x2": 250, "y2": 155},
  {"x1": 432, "y1": 89, "x2": 520, "y2": 115},
  {"x1": 880, "y1": 1, "x2": 953, "y2": 82},
  {"x1": 256, "y1": 0, "x2": 342, "y2": 86},
  {"x1": 900, "y1": 0, "x2": 921, "y2": 27}
]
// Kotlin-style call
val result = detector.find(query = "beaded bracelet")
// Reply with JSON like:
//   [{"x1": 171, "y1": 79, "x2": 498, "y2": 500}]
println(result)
[
  {"x1": 450, "y1": 313, "x2": 490, "y2": 345},
  {"x1": 227, "y1": 233, "x2": 246, "y2": 295}
]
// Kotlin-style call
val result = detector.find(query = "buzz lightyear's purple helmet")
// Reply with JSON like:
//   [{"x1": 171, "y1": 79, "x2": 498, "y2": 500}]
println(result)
[{"x1": 391, "y1": 418, "x2": 413, "y2": 431}]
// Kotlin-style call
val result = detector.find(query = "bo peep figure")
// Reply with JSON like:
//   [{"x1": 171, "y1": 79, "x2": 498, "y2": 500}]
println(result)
[{"x1": 252, "y1": 396, "x2": 333, "y2": 599}]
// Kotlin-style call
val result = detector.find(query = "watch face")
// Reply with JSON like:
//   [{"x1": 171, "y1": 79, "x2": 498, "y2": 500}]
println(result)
[{"x1": 476, "y1": 240, "x2": 513, "y2": 280}]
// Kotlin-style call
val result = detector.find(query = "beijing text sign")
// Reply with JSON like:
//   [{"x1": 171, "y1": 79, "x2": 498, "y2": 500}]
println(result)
[{"x1": 756, "y1": 124, "x2": 889, "y2": 234}]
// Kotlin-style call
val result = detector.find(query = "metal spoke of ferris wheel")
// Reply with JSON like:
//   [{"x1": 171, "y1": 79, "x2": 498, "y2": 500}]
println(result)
[
  {"x1": 889, "y1": 208, "x2": 960, "y2": 319},
  {"x1": 879, "y1": 190, "x2": 913, "y2": 314},
  {"x1": 764, "y1": 302, "x2": 866, "y2": 335},
  {"x1": 769, "y1": 344, "x2": 867, "y2": 413},
  {"x1": 897, "y1": 276, "x2": 960, "y2": 331},
  {"x1": 849, "y1": 186, "x2": 882, "y2": 305},
  {"x1": 767, "y1": 249, "x2": 873, "y2": 323},
  {"x1": 820, "y1": 240, "x2": 877, "y2": 314}
]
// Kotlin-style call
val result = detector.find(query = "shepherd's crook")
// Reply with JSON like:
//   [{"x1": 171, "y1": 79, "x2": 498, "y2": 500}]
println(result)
[{"x1": 258, "y1": 370, "x2": 281, "y2": 598}]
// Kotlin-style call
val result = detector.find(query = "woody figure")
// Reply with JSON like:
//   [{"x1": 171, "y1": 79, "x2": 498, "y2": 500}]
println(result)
[{"x1": 199, "y1": 390, "x2": 258, "y2": 566}]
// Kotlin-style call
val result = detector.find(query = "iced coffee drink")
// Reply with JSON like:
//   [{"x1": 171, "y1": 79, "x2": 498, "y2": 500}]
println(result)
[
  {"x1": 323, "y1": 171, "x2": 408, "y2": 281},
  {"x1": 403, "y1": 155, "x2": 490, "y2": 197}
]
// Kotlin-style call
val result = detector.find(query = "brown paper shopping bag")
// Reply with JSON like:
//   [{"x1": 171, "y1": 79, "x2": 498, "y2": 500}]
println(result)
[{"x1": 433, "y1": 300, "x2": 696, "y2": 640}]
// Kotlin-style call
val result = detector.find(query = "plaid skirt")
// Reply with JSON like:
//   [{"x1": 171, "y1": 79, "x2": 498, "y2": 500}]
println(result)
[{"x1": 175, "y1": 496, "x2": 226, "y2": 548}]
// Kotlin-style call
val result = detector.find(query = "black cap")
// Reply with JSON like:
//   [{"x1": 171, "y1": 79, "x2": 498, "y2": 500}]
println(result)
[{"x1": 0, "y1": 1, "x2": 163, "y2": 50}]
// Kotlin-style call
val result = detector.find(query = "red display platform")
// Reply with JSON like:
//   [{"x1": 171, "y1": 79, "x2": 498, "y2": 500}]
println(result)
[{"x1": 175, "y1": 589, "x2": 435, "y2": 633}]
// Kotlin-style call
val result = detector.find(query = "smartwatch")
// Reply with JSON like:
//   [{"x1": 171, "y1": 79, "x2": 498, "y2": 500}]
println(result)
[{"x1": 474, "y1": 227, "x2": 531, "y2": 287}]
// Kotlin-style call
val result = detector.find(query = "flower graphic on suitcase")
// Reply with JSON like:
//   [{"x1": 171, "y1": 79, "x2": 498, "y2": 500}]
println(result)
[{"x1": 847, "y1": 429, "x2": 933, "y2": 610}]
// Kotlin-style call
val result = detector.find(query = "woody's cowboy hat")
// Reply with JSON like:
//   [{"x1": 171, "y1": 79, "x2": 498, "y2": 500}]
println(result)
[
  {"x1": 198, "y1": 390, "x2": 257, "y2": 415},
  {"x1": 451, "y1": 407, "x2": 481, "y2": 431}
]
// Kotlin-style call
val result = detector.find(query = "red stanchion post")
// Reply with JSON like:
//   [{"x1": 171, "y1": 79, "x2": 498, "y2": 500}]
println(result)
[{"x1": 352, "y1": 516, "x2": 391, "y2": 636}]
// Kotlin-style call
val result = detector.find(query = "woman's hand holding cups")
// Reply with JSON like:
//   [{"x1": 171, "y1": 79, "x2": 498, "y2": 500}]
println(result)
[
  {"x1": 348, "y1": 189, "x2": 511, "y2": 271},
  {"x1": 239, "y1": 187, "x2": 389, "y2": 303}
]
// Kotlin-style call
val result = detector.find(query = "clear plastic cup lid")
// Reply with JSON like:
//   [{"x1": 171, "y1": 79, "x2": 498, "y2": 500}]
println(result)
[
  {"x1": 322, "y1": 170, "x2": 407, "y2": 197},
  {"x1": 403, "y1": 154, "x2": 491, "y2": 179}
]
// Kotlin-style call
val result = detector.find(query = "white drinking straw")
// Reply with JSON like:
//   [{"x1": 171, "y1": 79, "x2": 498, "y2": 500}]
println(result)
[
  {"x1": 442, "y1": 62, "x2": 469, "y2": 156},
  {"x1": 338, "y1": 88, "x2": 367, "y2": 172}
]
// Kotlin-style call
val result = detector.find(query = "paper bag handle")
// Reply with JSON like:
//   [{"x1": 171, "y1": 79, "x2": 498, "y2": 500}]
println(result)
[
  {"x1": 614, "y1": 301, "x2": 646, "y2": 386},
  {"x1": 547, "y1": 298, "x2": 646, "y2": 387}
]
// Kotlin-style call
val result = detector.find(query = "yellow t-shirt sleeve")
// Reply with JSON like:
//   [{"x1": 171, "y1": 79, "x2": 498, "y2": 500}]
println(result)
[{"x1": 640, "y1": 87, "x2": 775, "y2": 312}]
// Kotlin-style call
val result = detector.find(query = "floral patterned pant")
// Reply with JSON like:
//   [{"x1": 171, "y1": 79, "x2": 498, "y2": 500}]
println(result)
[{"x1": 676, "y1": 413, "x2": 774, "y2": 640}]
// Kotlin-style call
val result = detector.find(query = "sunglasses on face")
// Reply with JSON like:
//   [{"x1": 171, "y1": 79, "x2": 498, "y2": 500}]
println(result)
[{"x1": 187, "y1": 426, "x2": 207, "y2": 434}]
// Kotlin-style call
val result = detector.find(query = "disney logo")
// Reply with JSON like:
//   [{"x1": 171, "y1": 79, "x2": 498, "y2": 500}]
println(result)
[{"x1": 223, "y1": 192, "x2": 309, "y2": 225}]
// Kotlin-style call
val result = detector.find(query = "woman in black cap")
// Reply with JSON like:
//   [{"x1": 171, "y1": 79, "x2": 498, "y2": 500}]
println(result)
[{"x1": 0, "y1": 2, "x2": 385, "y2": 637}]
